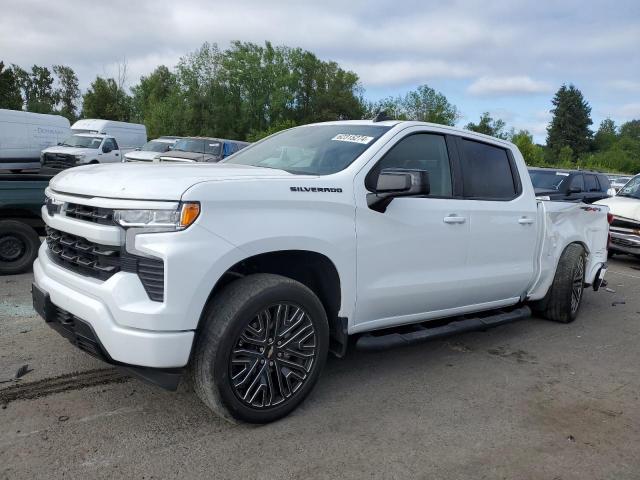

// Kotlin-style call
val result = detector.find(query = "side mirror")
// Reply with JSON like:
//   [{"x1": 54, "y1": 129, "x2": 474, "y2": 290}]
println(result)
[
  {"x1": 135, "y1": 147, "x2": 141, "y2": 151},
  {"x1": 568, "y1": 186, "x2": 582, "y2": 194},
  {"x1": 368, "y1": 168, "x2": 430, "y2": 213}
]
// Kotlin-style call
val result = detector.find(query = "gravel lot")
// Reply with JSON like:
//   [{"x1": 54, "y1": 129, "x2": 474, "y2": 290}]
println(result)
[{"x1": 1, "y1": 256, "x2": 639, "y2": 479}]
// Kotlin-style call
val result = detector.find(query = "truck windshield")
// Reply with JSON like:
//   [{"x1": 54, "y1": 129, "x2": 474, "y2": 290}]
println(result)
[
  {"x1": 173, "y1": 138, "x2": 205, "y2": 154},
  {"x1": 60, "y1": 136, "x2": 103, "y2": 148},
  {"x1": 529, "y1": 170, "x2": 569, "y2": 191},
  {"x1": 617, "y1": 176, "x2": 640, "y2": 199},
  {"x1": 224, "y1": 125, "x2": 391, "y2": 175},
  {"x1": 142, "y1": 140, "x2": 173, "y2": 152}
]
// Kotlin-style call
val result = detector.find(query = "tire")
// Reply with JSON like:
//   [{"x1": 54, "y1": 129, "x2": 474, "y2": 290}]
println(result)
[
  {"x1": 192, "y1": 273, "x2": 329, "y2": 423},
  {"x1": 0, "y1": 220, "x2": 41, "y2": 275},
  {"x1": 532, "y1": 244, "x2": 586, "y2": 323}
]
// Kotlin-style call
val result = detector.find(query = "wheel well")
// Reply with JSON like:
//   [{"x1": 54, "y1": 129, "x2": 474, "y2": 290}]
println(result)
[{"x1": 204, "y1": 250, "x2": 347, "y2": 356}]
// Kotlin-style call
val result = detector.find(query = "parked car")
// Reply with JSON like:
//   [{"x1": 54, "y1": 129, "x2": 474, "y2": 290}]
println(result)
[
  {"x1": 33, "y1": 120, "x2": 609, "y2": 423},
  {"x1": 0, "y1": 109, "x2": 70, "y2": 173},
  {"x1": 529, "y1": 167, "x2": 611, "y2": 203},
  {"x1": 607, "y1": 174, "x2": 634, "y2": 194},
  {"x1": 40, "y1": 119, "x2": 147, "y2": 170},
  {"x1": 123, "y1": 137, "x2": 181, "y2": 163},
  {"x1": 596, "y1": 174, "x2": 640, "y2": 256},
  {"x1": 157, "y1": 137, "x2": 249, "y2": 163},
  {"x1": 0, "y1": 174, "x2": 51, "y2": 274}
]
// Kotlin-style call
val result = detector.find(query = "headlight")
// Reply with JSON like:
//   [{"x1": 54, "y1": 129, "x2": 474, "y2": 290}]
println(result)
[
  {"x1": 114, "y1": 202, "x2": 200, "y2": 231},
  {"x1": 74, "y1": 154, "x2": 85, "y2": 162}
]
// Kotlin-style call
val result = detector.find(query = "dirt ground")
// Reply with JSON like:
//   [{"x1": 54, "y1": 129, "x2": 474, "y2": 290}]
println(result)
[{"x1": 1, "y1": 256, "x2": 639, "y2": 479}]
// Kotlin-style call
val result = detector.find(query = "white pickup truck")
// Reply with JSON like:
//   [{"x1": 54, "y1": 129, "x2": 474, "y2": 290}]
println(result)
[{"x1": 32, "y1": 120, "x2": 609, "y2": 423}]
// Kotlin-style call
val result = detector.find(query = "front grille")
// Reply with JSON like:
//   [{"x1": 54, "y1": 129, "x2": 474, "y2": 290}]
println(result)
[
  {"x1": 64, "y1": 203, "x2": 114, "y2": 225},
  {"x1": 42, "y1": 153, "x2": 76, "y2": 169},
  {"x1": 610, "y1": 217, "x2": 640, "y2": 231},
  {"x1": 45, "y1": 226, "x2": 165, "y2": 301}
]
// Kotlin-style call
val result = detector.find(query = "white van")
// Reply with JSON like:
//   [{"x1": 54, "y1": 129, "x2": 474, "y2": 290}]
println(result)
[
  {"x1": 0, "y1": 109, "x2": 71, "y2": 172},
  {"x1": 41, "y1": 119, "x2": 147, "y2": 170}
]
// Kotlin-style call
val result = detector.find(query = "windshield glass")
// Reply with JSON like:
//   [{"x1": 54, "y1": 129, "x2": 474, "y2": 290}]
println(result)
[
  {"x1": 529, "y1": 170, "x2": 570, "y2": 191},
  {"x1": 60, "y1": 135, "x2": 103, "y2": 148},
  {"x1": 172, "y1": 138, "x2": 205, "y2": 154},
  {"x1": 224, "y1": 125, "x2": 391, "y2": 175},
  {"x1": 617, "y1": 176, "x2": 640, "y2": 199},
  {"x1": 142, "y1": 140, "x2": 172, "y2": 152}
]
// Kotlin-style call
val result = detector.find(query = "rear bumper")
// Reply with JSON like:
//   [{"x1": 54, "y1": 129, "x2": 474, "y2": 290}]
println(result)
[{"x1": 610, "y1": 231, "x2": 640, "y2": 254}]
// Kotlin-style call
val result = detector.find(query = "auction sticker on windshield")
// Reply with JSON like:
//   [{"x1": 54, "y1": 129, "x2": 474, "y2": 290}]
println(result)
[
  {"x1": 556, "y1": 172, "x2": 570, "y2": 176},
  {"x1": 331, "y1": 134, "x2": 374, "y2": 144}
]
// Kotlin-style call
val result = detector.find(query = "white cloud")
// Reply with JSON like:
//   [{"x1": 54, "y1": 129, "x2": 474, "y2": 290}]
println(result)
[
  {"x1": 344, "y1": 60, "x2": 473, "y2": 87},
  {"x1": 467, "y1": 76, "x2": 553, "y2": 96},
  {"x1": 606, "y1": 103, "x2": 640, "y2": 120},
  {"x1": 608, "y1": 80, "x2": 640, "y2": 92}
]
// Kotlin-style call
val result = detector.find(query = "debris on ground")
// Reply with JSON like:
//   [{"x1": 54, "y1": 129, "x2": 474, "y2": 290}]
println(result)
[
  {"x1": 0, "y1": 364, "x2": 32, "y2": 384},
  {"x1": 612, "y1": 301, "x2": 626, "y2": 306},
  {"x1": 605, "y1": 287, "x2": 616, "y2": 293}
]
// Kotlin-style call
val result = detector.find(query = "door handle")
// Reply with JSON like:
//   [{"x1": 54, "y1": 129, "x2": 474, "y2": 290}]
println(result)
[
  {"x1": 115, "y1": 153, "x2": 119, "y2": 156},
  {"x1": 518, "y1": 216, "x2": 534, "y2": 225},
  {"x1": 443, "y1": 215, "x2": 466, "y2": 224}
]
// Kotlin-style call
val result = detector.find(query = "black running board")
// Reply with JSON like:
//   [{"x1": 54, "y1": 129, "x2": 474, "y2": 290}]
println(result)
[{"x1": 356, "y1": 306, "x2": 531, "y2": 352}]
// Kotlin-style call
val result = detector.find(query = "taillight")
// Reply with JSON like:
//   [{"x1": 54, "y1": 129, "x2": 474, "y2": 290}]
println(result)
[
  {"x1": 607, "y1": 212, "x2": 614, "y2": 224},
  {"x1": 607, "y1": 212, "x2": 613, "y2": 251}
]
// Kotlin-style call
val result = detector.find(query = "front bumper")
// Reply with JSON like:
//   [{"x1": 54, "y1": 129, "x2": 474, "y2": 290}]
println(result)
[
  {"x1": 609, "y1": 231, "x2": 640, "y2": 254},
  {"x1": 32, "y1": 282, "x2": 184, "y2": 389},
  {"x1": 33, "y1": 248, "x2": 194, "y2": 369}
]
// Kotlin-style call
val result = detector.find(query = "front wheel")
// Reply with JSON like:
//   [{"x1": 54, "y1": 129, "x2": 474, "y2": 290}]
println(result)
[
  {"x1": 531, "y1": 243, "x2": 585, "y2": 323},
  {"x1": 192, "y1": 274, "x2": 329, "y2": 423}
]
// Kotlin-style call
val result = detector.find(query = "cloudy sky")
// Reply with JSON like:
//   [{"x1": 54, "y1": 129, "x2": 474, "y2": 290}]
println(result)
[{"x1": 1, "y1": 0, "x2": 638, "y2": 141}]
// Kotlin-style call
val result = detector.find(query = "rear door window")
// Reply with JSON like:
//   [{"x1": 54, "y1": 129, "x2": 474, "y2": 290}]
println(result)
[
  {"x1": 569, "y1": 174, "x2": 584, "y2": 192},
  {"x1": 459, "y1": 139, "x2": 519, "y2": 200},
  {"x1": 585, "y1": 174, "x2": 599, "y2": 192}
]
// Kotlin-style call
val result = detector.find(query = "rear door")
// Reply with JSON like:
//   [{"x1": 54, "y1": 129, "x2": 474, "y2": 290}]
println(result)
[
  {"x1": 456, "y1": 137, "x2": 538, "y2": 305},
  {"x1": 354, "y1": 129, "x2": 471, "y2": 330}
]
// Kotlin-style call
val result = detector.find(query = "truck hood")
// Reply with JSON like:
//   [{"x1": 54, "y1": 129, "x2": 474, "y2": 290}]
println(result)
[
  {"x1": 595, "y1": 195, "x2": 640, "y2": 220},
  {"x1": 42, "y1": 146, "x2": 97, "y2": 155},
  {"x1": 49, "y1": 163, "x2": 296, "y2": 200},
  {"x1": 124, "y1": 150, "x2": 160, "y2": 161}
]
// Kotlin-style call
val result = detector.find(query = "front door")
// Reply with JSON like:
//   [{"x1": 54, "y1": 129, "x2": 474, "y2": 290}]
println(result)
[{"x1": 353, "y1": 130, "x2": 470, "y2": 331}]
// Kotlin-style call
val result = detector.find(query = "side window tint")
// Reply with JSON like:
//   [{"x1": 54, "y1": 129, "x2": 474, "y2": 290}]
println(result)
[
  {"x1": 367, "y1": 133, "x2": 452, "y2": 197},
  {"x1": 585, "y1": 174, "x2": 599, "y2": 192},
  {"x1": 459, "y1": 139, "x2": 517, "y2": 199},
  {"x1": 570, "y1": 175, "x2": 584, "y2": 192}
]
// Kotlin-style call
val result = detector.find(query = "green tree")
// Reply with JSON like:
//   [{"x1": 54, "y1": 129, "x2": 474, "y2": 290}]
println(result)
[
  {"x1": 401, "y1": 84, "x2": 459, "y2": 125},
  {"x1": 465, "y1": 112, "x2": 508, "y2": 139},
  {"x1": 619, "y1": 120, "x2": 640, "y2": 140},
  {"x1": 546, "y1": 84, "x2": 593, "y2": 158},
  {"x1": 13, "y1": 65, "x2": 57, "y2": 113},
  {"x1": 0, "y1": 61, "x2": 23, "y2": 109},
  {"x1": 510, "y1": 130, "x2": 545, "y2": 166},
  {"x1": 366, "y1": 84, "x2": 458, "y2": 125},
  {"x1": 82, "y1": 76, "x2": 131, "y2": 121},
  {"x1": 52, "y1": 65, "x2": 80, "y2": 121},
  {"x1": 593, "y1": 118, "x2": 617, "y2": 150},
  {"x1": 558, "y1": 145, "x2": 574, "y2": 165}
]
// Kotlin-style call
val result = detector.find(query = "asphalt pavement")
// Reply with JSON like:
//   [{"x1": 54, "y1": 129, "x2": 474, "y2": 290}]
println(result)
[{"x1": 1, "y1": 256, "x2": 639, "y2": 479}]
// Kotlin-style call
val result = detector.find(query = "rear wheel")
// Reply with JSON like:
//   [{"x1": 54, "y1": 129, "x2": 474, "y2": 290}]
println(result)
[
  {"x1": 0, "y1": 220, "x2": 41, "y2": 275},
  {"x1": 192, "y1": 274, "x2": 329, "y2": 423},
  {"x1": 532, "y1": 244, "x2": 585, "y2": 323}
]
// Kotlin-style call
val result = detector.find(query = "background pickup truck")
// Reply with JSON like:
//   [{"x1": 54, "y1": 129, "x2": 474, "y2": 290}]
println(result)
[
  {"x1": 32, "y1": 120, "x2": 609, "y2": 423},
  {"x1": 0, "y1": 174, "x2": 50, "y2": 274}
]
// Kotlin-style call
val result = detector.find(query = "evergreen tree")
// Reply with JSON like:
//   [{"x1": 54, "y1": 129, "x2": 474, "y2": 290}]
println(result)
[{"x1": 546, "y1": 84, "x2": 593, "y2": 158}]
